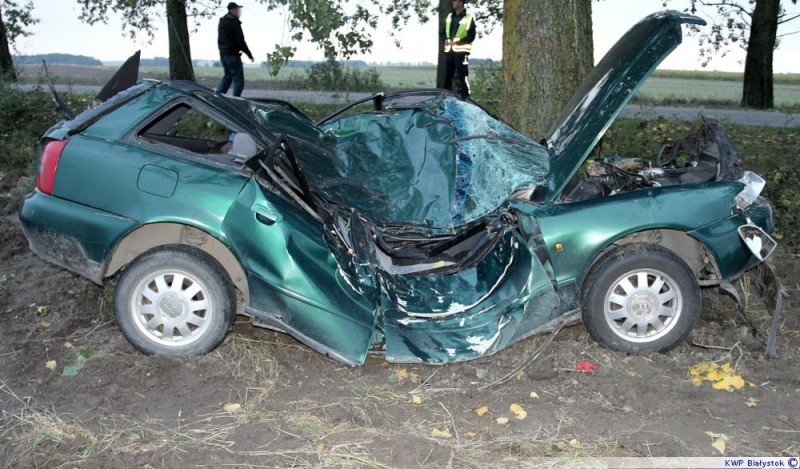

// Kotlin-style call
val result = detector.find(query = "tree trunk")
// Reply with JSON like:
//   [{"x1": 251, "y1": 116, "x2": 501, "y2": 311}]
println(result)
[
  {"x1": 0, "y1": 4, "x2": 17, "y2": 82},
  {"x1": 435, "y1": 0, "x2": 448, "y2": 88},
  {"x1": 740, "y1": 0, "x2": 780, "y2": 109},
  {"x1": 501, "y1": 0, "x2": 594, "y2": 138},
  {"x1": 166, "y1": 0, "x2": 194, "y2": 81}
]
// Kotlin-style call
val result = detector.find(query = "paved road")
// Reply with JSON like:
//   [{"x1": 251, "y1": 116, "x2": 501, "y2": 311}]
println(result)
[{"x1": 18, "y1": 84, "x2": 799, "y2": 128}]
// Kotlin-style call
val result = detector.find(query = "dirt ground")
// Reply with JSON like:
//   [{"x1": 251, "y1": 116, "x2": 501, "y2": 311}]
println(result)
[{"x1": 1, "y1": 170, "x2": 798, "y2": 468}]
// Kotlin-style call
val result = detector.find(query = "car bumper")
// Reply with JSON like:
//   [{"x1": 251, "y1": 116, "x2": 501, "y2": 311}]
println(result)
[
  {"x1": 18, "y1": 191, "x2": 137, "y2": 284},
  {"x1": 690, "y1": 196, "x2": 775, "y2": 281}
]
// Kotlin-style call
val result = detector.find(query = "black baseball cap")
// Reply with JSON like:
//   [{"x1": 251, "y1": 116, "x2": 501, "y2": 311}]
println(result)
[{"x1": 227, "y1": 2, "x2": 243, "y2": 9}]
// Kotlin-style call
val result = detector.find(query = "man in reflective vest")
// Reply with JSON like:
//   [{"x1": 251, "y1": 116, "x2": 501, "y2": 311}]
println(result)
[{"x1": 441, "y1": 0, "x2": 477, "y2": 100}]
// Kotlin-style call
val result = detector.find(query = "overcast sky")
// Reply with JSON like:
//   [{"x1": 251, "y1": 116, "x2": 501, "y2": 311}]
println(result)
[{"x1": 12, "y1": 0, "x2": 800, "y2": 73}]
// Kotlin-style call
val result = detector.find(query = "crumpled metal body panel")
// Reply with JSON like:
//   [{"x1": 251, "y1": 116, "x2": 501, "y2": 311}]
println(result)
[
  {"x1": 546, "y1": 11, "x2": 706, "y2": 199},
  {"x1": 222, "y1": 180, "x2": 378, "y2": 365},
  {"x1": 321, "y1": 97, "x2": 549, "y2": 232},
  {"x1": 527, "y1": 183, "x2": 745, "y2": 287},
  {"x1": 381, "y1": 228, "x2": 561, "y2": 364}
]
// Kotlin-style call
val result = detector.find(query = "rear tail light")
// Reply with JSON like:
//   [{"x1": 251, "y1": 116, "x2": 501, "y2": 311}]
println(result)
[{"x1": 36, "y1": 140, "x2": 68, "y2": 195}]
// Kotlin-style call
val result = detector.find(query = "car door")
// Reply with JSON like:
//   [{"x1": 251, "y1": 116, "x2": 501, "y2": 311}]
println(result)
[{"x1": 222, "y1": 141, "x2": 379, "y2": 366}]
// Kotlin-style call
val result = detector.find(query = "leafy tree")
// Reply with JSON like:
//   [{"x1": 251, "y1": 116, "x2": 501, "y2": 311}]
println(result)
[
  {"x1": 0, "y1": 0, "x2": 38, "y2": 81},
  {"x1": 664, "y1": 0, "x2": 799, "y2": 109},
  {"x1": 259, "y1": 0, "x2": 501, "y2": 77},
  {"x1": 77, "y1": 0, "x2": 220, "y2": 80},
  {"x1": 502, "y1": 0, "x2": 594, "y2": 137}
]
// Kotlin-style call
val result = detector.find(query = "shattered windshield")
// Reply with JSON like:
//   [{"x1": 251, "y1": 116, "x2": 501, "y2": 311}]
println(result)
[{"x1": 319, "y1": 96, "x2": 550, "y2": 232}]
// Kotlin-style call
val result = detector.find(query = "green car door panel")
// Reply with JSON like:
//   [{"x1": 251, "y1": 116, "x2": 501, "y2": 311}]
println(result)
[{"x1": 222, "y1": 179, "x2": 378, "y2": 365}]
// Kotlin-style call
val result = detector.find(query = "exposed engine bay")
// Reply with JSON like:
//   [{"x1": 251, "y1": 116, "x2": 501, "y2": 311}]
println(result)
[{"x1": 562, "y1": 116, "x2": 743, "y2": 203}]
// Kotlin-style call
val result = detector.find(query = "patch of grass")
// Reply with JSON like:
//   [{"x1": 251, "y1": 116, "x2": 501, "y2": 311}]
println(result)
[
  {"x1": 0, "y1": 381, "x2": 96, "y2": 466},
  {"x1": 214, "y1": 334, "x2": 281, "y2": 423},
  {"x1": 634, "y1": 77, "x2": 800, "y2": 112},
  {"x1": 651, "y1": 69, "x2": 800, "y2": 86}
]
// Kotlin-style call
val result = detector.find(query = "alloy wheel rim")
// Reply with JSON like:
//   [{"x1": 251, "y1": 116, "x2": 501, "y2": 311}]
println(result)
[
  {"x1": 603, "y1": 268, "x2": 682, "y2": 343},
  {"x1": 130, "y1": 269, "x2": 213, "y2": 347}
]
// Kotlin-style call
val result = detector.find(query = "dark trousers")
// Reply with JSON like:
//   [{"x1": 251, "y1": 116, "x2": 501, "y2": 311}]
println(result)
[
  {"x1": 443, "y1": 52, "x2": 471, "y2": 100},
  {"x1": 216, "y1": 54, "x2": 244, "y2": 97}
]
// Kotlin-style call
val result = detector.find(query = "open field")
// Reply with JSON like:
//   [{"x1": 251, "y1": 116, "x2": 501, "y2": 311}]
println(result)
[
  {"x1": 1, "y1": 87, "x2": 800, "y2": 466},
  {"x1": 18, "y1": 63, "x2": 800, "y2": 109}
]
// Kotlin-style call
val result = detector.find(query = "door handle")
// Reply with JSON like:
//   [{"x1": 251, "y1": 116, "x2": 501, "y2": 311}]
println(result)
[{"x1": 251, "y1": 203, "x2": 284, "y2": 224}]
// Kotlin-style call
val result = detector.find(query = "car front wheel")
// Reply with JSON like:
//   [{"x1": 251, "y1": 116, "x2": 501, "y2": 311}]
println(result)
[
  {"x1": 581, "y1": 244, "x2": 700, "y2": 353},
  {"x1": 113, "y1": 245, "x2": 236, "y2": 356}
]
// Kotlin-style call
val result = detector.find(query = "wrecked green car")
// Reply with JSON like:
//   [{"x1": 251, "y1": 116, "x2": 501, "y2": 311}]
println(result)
[{"x1": 20, "y1": 11, "x2": 780, "y2": 365}]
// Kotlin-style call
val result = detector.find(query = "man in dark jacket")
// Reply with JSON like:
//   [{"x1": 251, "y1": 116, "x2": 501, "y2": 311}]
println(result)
[{"x1": 216, "y1": 2, "x2": 254, "y2": 97}]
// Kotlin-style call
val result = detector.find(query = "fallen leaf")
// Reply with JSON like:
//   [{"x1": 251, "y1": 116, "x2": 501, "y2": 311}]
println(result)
[
  {"x1": 395, "y1": 368, "x2": 408, "y2": 380},
  {"x1": 431, "y1": 428, "x2": 452, "y2": 438},
  {"x1": 745, "y1": 398, "x2": 759, "y2": 408},
  {"x1": 569, "y1": 438, "x2": 582, "y2": 448},
  {"x1": 496, "y1": 417, "x2": 509, "y2": 425},
  {"x1": 515, "y1": 371, "x2": 525, "y2": 381},
  {"x1": 223, "y1": 403, "x2": 241, "y2": 413},
  {"x1": 576, "y1": 361, "x2": 599, "y2": 373},
  {"x1": 39, "y1": 321, "x2": 50, "y2": 329},
  {"x1": 529, "y1": 391, "x2": 539, "y2": 399},
  {"x1": 45, "y1": 360, "x2": 56, "y2": 370},
  {"x1": 36, "y1": 305, "x2": 49, "y2": 314},
  {"x1": 409, "y1": 372, "x2": 421, "y2": 385},
  {"x1": 705, "y1": 431, "x2": 728, "y2": 455},
  {"x1": 689, "y1": 362, "x2": 748, "y2": 391},
  {"x1": 473, "y1": 406, "x2": 489, "y2": 416},
  {"x1": 465, "y1": 431, "x2": 478, "y2": 439},
  {"x1": 509, "y1": 403, "x2": 527, "y2": 420},
  {"x1": 410, "y1": 395, "x2": 422, "y2": 404},
  {"x1": 316, "y1": 443, "x2": 325, "y2": 452},
  {"x1": 62, "y1": 348, "x2": 94, "y2": 377},
  {"x1": 712, "y1": 374, "x2": 745, "y2": 390}
]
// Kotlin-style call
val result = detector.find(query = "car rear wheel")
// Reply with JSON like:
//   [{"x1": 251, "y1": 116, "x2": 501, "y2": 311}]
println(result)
[
  {"x1": 581, "y1": 244, "x2": 700, "y2": 353},
  {"x1": 113, "y1": 245, "x2": 235, "y2": 356}
]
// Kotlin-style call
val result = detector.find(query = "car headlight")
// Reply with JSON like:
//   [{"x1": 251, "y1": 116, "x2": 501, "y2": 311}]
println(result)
[{"x1": 735, "y1": 171, "x2": 766, "y2": 211}]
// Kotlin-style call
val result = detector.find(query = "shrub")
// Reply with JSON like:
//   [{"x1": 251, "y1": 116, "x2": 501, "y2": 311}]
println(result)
[
  {"x1": 0, "y1": 82, "x2": 91, "y2": 171},
  {"x1": 303, "y1": 58, "x2": 384, "y2": 93}
]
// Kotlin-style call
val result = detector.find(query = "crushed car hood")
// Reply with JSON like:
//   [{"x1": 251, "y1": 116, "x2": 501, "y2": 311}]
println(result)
[
  {"x1": 319, "y1": 97, "x2": 550, "y2": 233},
  {"x1": 545, "y1": 10, "x2": 706, "y2": 200}
]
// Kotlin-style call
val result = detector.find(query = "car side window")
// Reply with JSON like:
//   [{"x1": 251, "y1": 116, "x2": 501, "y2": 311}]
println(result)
[
  {"x1": 166, "y1": 107, "x2": 231, "y2": 142},
  {"x1": 139, "y1": 103, "x2": 257, "y2": 158}
]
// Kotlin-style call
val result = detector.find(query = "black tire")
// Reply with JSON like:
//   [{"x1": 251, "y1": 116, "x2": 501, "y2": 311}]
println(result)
[
  {"x1": 581, "y1": 244, "x2": 700, "y2": 353},
  {"x1": 113, "y1": 245, "x2": 236, "y2": 356}
]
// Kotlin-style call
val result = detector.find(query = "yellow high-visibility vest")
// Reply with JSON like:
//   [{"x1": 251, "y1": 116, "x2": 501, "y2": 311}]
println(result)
[{"x1": 444, "y1": 12, "x2": 474, "y2": 53}]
